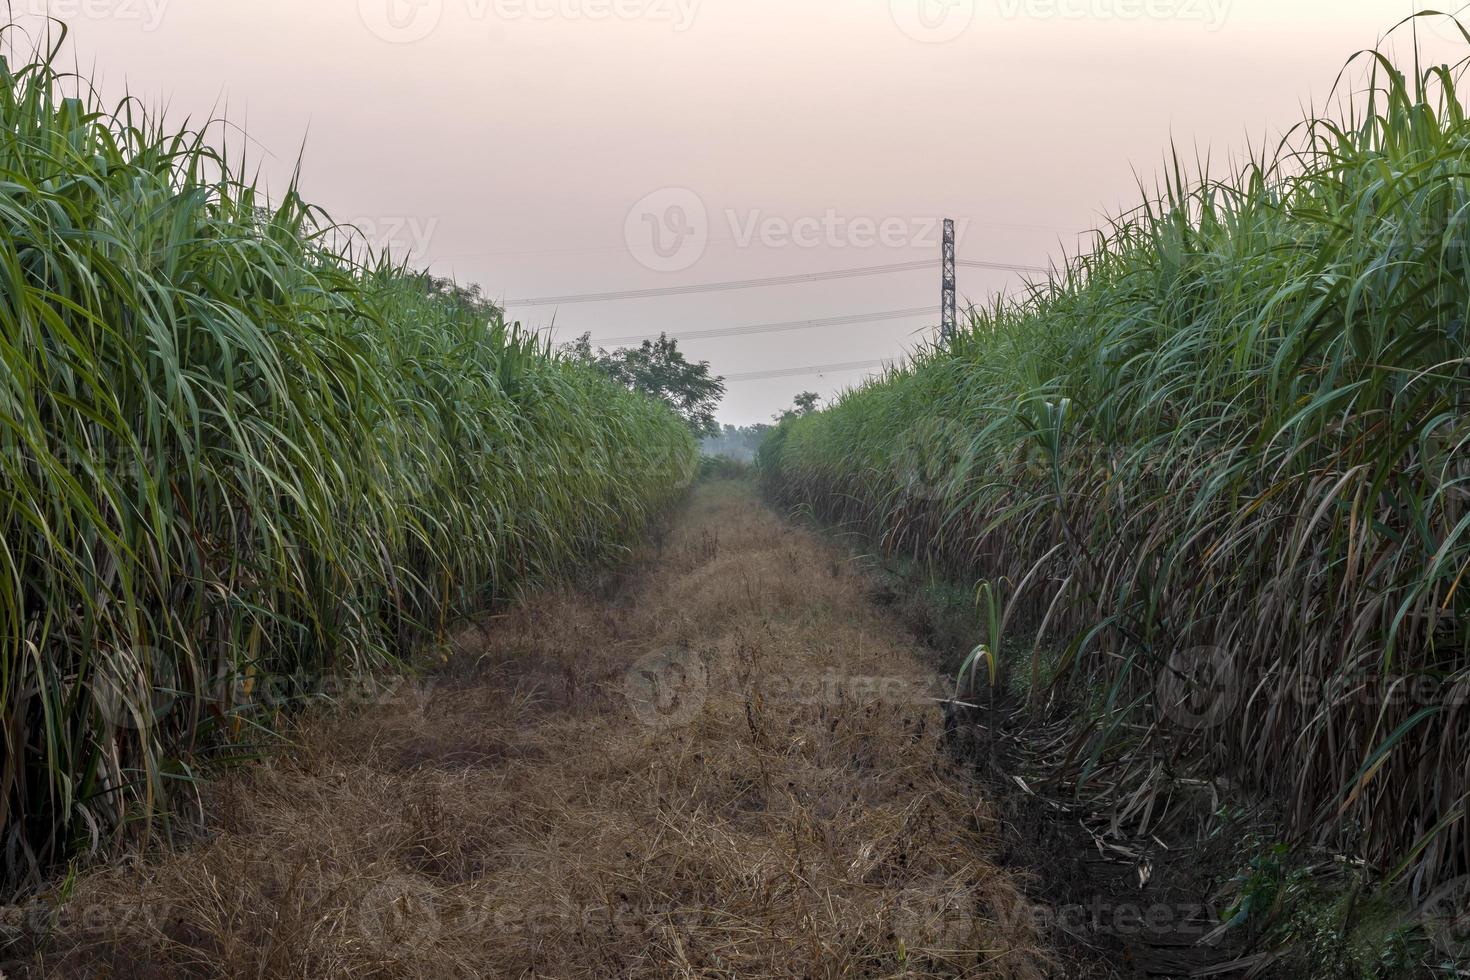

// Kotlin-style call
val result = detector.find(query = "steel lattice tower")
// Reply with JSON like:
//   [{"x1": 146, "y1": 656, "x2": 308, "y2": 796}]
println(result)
[{"x1": 941, "y1": 218, "x2": 957, "y2": 341}]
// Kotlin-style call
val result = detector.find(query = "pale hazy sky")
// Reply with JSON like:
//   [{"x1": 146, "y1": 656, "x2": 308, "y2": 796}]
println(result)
[{"x1": 16, "y1": 0, "x2": 1468, "y2": 423}]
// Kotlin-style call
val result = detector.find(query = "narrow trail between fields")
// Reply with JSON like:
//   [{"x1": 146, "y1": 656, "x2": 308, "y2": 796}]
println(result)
[{"x1": 26, "y1": 480, "x2": 1054, "y2": 979}]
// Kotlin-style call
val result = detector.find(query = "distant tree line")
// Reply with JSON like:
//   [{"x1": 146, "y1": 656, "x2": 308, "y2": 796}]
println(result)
[
  {"x1": 700, "y1": 392, "x2": 822, "y2": 460},
  {"x1": 700, "y1": 424, "x2": 770, "y2": 461}
]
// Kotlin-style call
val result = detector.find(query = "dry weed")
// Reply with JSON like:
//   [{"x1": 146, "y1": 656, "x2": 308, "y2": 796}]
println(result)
[{"x1": 11, "y1": 482, "x2": 1050, "y2": 979}]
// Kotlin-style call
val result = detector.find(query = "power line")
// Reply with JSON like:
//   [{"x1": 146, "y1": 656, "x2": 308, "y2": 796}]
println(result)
[
  {"x1": 502, "y1": 258, "x2": 1046, "y2": 307},
  {"x1": 957, "y1": 259, "x2": 1049, "y2": 275},
  {"x1": 505, "y1": 261, "x2": 930, "y2": 306},
  {"x1": 722, "y1": 359, "x2": 898, "y2": 383},
  {"x1": 589, "y1": 307, "x2": 935, "y2": 347},
  {"x1": 434, "y1": 221, "x2": 1079, "y2": 262}
]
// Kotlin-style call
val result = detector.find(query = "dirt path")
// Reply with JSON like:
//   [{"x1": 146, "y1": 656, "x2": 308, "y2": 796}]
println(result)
[{"x1": 16, "y1": 480, "x2": 1052, "y2": 979}]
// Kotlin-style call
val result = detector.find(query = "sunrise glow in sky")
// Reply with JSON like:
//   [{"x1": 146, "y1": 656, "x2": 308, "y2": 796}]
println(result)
[{"x1": 23, "y1": 0, "x2": 1469, "y2": 422}]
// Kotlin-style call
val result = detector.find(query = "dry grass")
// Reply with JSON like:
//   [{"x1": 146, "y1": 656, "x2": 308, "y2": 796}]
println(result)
[{"x1": 7, "y1": 481, "x2": 1049, "y2": 979}]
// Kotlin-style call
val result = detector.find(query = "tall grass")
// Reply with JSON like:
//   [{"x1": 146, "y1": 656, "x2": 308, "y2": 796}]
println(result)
[
  {"x1": 762, "y1": 27, "x2": 1470, "y2": 902},
  {"x1": 0, "y1": 23, "x2": 695, "y2": 885}
]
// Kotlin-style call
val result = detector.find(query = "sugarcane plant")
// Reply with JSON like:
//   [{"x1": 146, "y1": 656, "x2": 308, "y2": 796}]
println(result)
[
  {"x1": 0, "y1": 21, "x2": 696, "y2": 886},
  {"x1": 761, "y1": 17, "x2": 1470, "y2": 911}
]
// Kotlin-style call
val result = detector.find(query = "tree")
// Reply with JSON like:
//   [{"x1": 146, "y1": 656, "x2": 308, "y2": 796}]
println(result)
[
  {"x1": 565, "y1": 332, "x2": 726, "y2": 437},
  {"x1": 415, "y1": 273, "x2": 499, "y2": 318},
  {"x1": 773, "y1": 391, "x2": 821, "y2": 423}
]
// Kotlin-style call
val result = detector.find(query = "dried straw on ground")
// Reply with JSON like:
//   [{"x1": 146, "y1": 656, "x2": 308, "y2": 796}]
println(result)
[{"x1": 15, "y1": 481, "x2": 1049, "y2": 979}]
